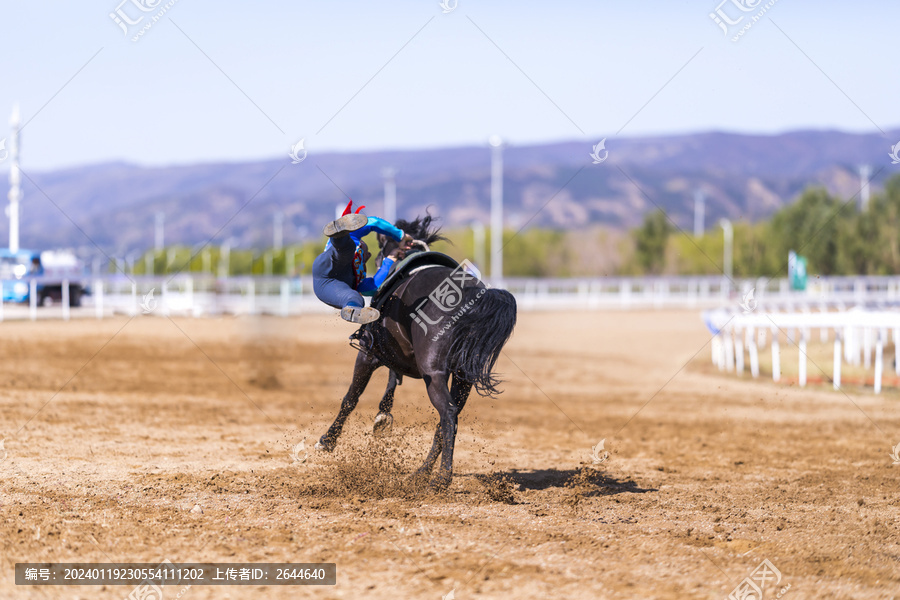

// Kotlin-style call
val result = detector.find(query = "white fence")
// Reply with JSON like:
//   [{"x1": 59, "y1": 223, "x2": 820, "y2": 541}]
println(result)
[
  {"x1": 5, "y1": 274, "x2": 900, "y2": 322},
  {"x1": 0, "y1": 275, "x2": 322, "y2": 320},
  {"x1": 503, "y1": 275, "x2": 900, "y2": 310},
  {"x1": 704, "y1": 307, "x2": 900, "y2": 394}
]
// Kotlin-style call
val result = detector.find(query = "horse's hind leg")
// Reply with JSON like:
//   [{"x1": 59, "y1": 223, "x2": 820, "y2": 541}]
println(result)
[
  {"x1": 420, "y1": 373, "x2": 473, "y2": 490},
  {"x1": 414, "y1": 425, "x2": 443, "y2": 481},
  {"x1": 317, "y1": 351, "x2": 378, "y2": 452},
  {"x1": 449, "y1": 374, "x2": 473, "y2": 414},
  {"x1": 414, "y1": 375, "x2": 472, "y2": 484},
  {"x1": 373, "y1": 370, "x2": 400, "y2": 438}
]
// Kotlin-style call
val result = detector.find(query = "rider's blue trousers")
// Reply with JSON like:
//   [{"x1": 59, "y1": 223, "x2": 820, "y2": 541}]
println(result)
[{"x1": 312, "y1": 235, "x2": 364, "y2": 310}]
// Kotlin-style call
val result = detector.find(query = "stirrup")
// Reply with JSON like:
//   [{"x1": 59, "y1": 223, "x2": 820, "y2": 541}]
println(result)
[{"x1": 349, "y1": 327, "x2": 375, "y2": 354}]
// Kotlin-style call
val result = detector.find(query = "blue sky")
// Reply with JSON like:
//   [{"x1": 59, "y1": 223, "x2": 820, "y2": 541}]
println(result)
[{"x1": 0, "y1": 0, "x2": 896, "y2": 170}]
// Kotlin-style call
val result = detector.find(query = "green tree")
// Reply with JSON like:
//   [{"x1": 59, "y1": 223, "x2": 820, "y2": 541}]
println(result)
[
  {"x1": 766, "y1": 187, "x2": 845, "y2": 275},
  {"x1": 633, "y1": 209, "x2": 673, "y2": 274},
  {"x1": 857, "y1": 177, "x2": 900, "y2": 274}
]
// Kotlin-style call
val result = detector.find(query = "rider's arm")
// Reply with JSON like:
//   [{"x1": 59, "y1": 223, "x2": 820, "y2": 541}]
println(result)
[
  {"x1": 356, "y1": 258, "x2": 394, "y2": 296},
  {"x1": 356, "y1": 257, "x2": 394, "y2": 296},
  {"x1": 357, "y1": 278, "x2": 376, "y2": 296},
  {"x1": 372, "y1": 257, "x2": 395, "y2": 287},
  {"x1": 359, "y1": 217, "x2": 404, "y2": 242}
]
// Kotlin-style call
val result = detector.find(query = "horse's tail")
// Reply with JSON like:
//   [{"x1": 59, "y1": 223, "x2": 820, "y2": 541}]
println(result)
[{"x1": 448, "y1": 287, "x2": 517, "y2": 397}]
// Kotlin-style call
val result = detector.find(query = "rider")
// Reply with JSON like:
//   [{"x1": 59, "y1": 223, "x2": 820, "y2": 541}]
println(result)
[{"x1": 313, "y1": 200, "x2": 412, "y2": 324}]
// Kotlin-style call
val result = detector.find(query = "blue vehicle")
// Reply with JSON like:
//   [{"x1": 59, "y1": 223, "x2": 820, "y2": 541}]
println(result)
[{"x1": 0, "y1": 249, "x2": 86, "y2": 306}]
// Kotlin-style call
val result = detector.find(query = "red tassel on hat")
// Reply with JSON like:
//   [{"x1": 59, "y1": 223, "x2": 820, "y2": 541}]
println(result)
[
  {"x1": 355, "y1": 205, "x2": 366, "y2": 214},
  {"x1": 341, "y1": 200, "x2": 354, "y2": 216}
]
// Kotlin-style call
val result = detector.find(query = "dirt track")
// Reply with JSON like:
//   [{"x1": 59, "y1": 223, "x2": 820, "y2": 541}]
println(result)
[{"x1": 0, "y1": 310, "x2": 898, "y2": 599}]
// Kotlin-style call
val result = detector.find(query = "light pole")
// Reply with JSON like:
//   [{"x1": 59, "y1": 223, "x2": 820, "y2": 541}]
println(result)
[
  {"x1": 219, "y1": 238, "x2": 235, "y2": 278},
  {"x1": 489, "y1": 135, "x2": 504, "y2": 283},
  {"x1": 7, "y1": 104, "x2": 22, "y2": 254},
  {"x1": 382, "y1": 167, "x2": 397, "y2": 224},
  {"x1": 719, "y1": 218, "x2": 733, "y2": 289},
  {"x1": 859, "y1": 165, "x2": 871, "y2": 211},
  {"x1": 202, "y1": 247, "x2": 211, "y2": 273},
  {"x1": 273, "y1": 211, "x2": 284, "y2": 251},
  {"x1": 126, "y1": 251, "x2": 139, "y2": 276},
  {"x1": 166, "y1": 247, "x2": 176, "y2": 274},
  {"x1": 188, "y1": 241, "x2": 207, "y2": 273},
  {"x1": 154, "y1": 212, "x2": 165, "y2": 251},
  {"x1": 693, "y1": 189, "x2": 705, "y2": 237},
  {"x1": 286, "y1": 247, "x2": 296, "y2": 276}
]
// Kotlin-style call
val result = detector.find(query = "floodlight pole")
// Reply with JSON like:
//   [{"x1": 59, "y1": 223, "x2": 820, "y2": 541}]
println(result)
[
  {"x1": 219, "y1": 239, "x2": 233, "y2": 278},
  {"x1": 382, "y1": 167, "x2": 397, "y2": 224},
  {"x1": 859, "y1": 165, "x2": 871, "y2": 211},
  {"x1": 693, "y1": 189, "x2": 705, "y2": 237},
  {"x1": 155, "y1": 212, "x2": 165, "y2": 250},
  {"x1": 489, "y1": 135, "x2": 504, "y2": 283},
  {"x1": 719, "y1": 218, "x2": 733, "y2": 291},
  {"x1": 273, "y1": 211, "x2": 284, "y2": 250},
  {"x1": 8, "y1": 104, "x2": 22, "y2": 254}
]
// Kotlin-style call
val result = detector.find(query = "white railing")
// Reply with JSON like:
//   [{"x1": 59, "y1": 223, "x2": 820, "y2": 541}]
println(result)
[
  {"x1": 5, "y1": 274, "x2": 900, "y2": 322},
  {"x1": 704, "y1": 307, "x2": 900, "y2": 394},
  {"x1": 502, "y1": 275, "x2": 900, "y2": 310},
  {"x1": 0, "y1": 275, "x2": 322, "y2": 320},
  {"x1": 91, "y1": 275, "x2": 318, "y2": 318}
]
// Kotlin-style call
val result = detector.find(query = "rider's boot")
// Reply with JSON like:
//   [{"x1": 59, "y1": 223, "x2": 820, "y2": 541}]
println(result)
[
  {"x1": 341, "y1": 304, "x2": 380, "y2": 324},
  {"x1": 323, "y1": 213, "x2": 368, "y2": 238}
]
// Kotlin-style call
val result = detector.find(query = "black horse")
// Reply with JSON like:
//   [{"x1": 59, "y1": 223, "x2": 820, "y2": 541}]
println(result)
[{"x1": 316, "y1": 216, "x2": 517, "y2": 489}]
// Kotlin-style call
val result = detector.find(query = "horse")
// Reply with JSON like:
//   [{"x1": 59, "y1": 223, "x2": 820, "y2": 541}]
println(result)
[
  {"x1": 316, "y1": 215, "x2": 518, "y2": 489},
  {"x1": 368, "y1": 221, "x2": 442, "y2": 438}
]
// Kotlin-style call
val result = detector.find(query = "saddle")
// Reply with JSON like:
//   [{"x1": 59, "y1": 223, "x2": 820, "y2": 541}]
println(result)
[
  {"x1": 370, "y1": 251, "x2": 459, "y2": 311},
  {"x1": 349, "y1": 251, "x2": 460, "y2": 372}
]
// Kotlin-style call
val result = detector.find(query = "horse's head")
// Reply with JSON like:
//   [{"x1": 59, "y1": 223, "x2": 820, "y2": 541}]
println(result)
[
  {"x1": 375, "y1": 233, "x2": 400, "y2": 269},
  {"x1": 375, "y1": 213, "x2": 449, "y2": 267}
]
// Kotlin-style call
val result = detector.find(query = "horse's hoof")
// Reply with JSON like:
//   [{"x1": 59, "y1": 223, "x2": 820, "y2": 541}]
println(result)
[
  {"x1": 373, "y1": 413, "x2": 394, "y2": 438},
  {"x1": 315, "y1": 436, "x2": 335, "y2": 452},
  {"x1": 408, "y1": 468, "x2": 431, "y2": 486},
  {"x1": 428, "y1": 474, "x2": 452, "y2": 491}
]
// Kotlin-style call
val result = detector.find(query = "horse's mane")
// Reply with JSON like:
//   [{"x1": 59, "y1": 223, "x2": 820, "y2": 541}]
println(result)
[{"x1": 394, "y1": 213, "x2": 449, "y2": 246}]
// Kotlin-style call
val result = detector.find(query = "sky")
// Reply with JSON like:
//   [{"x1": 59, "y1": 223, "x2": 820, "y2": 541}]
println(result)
[{"x1": 0, "y1": 0, "x2": 897, "y2": 171}]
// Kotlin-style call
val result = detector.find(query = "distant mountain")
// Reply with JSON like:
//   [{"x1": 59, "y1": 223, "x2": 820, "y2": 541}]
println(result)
[{"x1": 5, "y1": 128, "x2": 900, "y2": 253}]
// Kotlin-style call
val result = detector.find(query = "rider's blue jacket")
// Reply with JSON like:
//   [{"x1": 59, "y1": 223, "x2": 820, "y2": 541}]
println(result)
[{"x1": 324, "y1": 216, "x2": 404, "y2": 295}]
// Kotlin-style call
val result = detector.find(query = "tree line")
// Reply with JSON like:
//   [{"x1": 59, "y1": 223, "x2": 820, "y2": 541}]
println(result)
[
  {"x1": 633, "y1": 174, "x2": 900, "y2": 277},
  {"x1": 122, "y1": 174, "x2": 900, "y2": 278}
]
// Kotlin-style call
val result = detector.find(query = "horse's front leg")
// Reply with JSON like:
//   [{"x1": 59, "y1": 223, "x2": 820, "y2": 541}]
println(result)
[
  {"x1": 317, "y1": 350, "x2": 378, "y2": 452},
  {"x1": 373, "y1": 370, "x2": 400, "y2": 438}
]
